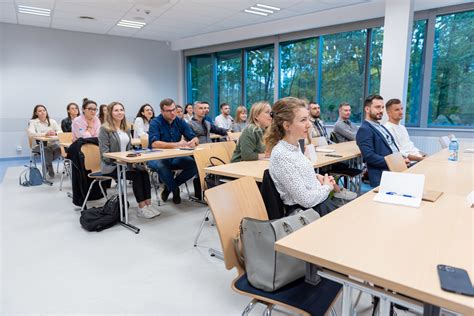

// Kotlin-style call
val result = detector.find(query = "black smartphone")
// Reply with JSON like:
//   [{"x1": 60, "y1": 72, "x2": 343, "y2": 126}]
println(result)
[
  {"x1": 126, "y1": 153, "x2": 140, "y2": 157},
  {"x1": 437, "y1": 264, "x2": 474, "y2": 296},
  {"x1": 325, "y1": 154, "x2": 343, "y2": 158},
  {"x1": 179, "y1": 147, "x2": 194, "y2": 151}
]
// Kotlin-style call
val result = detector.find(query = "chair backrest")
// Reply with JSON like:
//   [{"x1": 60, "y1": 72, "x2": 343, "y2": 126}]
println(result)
[
  {"x1": 384, "y1": 152, "x2": 407, "y2": 172},
  {"x1": 260, "y1": 169, "x2": 286, "y2": 220},
  {"x1": 311, "y1": 137, "x2": 328, "y2": 147},
  {"x1": 58, "y1": 132, "x2": 73, "y2": 157},
  {"x1": 329, "y1": 131, "x2": 339, "y2": 144},
  {"x1": 222, "y1": 141, "x2": 236, "y2": 160},
  {"x1": 205, "y1": 176, "x2": 268, "y2": 274},
  {"x1": 140, "y1": 134, "x2": 149, "y2": 148},
  {"x1": 228, "y1": 132, "x2": 241, "y2": 142},
  {"x1": 203, "y1": 141, "x2": 235, "y2": 162},
  {"x1": 194, "y1": 146, "x2": 229, "y2": 191},
  {"x1": 439, "y1": 136, "x2": 450, "y2": 149},
  {"x1": 81, "y1": 143, "x2": 101, "y2": 173}
]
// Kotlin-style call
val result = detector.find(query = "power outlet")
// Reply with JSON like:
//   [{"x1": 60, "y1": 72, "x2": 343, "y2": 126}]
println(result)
[{"x1": 16, "y1": 145, "x2": 22, "y2": 152}]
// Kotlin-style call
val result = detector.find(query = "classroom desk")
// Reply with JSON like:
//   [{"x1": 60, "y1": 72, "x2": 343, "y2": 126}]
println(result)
[
  {"x1": 275, "y1": 148, "x2": 474, "y2": 315},
  {"x1": 204, "y1": 141, "x2": 361, "y2": 182},
  {"x1": 103, "y1": 148, "x2": 200, "y2": 233},
  {"x1": 34, "y1": 135, "x2": 59, "y2": 185}
]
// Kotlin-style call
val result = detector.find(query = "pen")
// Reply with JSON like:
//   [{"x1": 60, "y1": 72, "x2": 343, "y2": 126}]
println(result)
[{"x1": 386, "y1": 192, "x2": 415, "y2": 198}]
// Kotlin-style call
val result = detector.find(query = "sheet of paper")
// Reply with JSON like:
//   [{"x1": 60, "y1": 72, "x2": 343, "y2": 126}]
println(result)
[
  {"x1": 373, "y1": 171, "x2": 424, "y2": 208},
  {"x1": 315, "y1": 147, "x2": 335, "y2": 153},
  {"x1": 467, "y1": 191, "x2": 474, "y2": 208}
]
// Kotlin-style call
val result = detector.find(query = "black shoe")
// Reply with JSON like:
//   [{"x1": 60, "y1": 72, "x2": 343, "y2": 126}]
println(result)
[
  {"x1": 161, "y1": 186, "x2": 170, "y2": 202},
  {"x1": 172, "y1": 188, "x2": 181, "y2": 204}
]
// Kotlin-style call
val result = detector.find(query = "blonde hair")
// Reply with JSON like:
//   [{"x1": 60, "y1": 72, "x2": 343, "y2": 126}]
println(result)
[
  {"x1": 235, "y1": 105, "x2": 247, "y2": 123},
  {"x1": 248, "y1": 101, "x2": 270, "y2": 126},
  {"x1": 263, "y1": 97, "x2": 307, "y2": 153},
  {"x1": 102, "y1": 102, "x2": 128, "y2": 132}
]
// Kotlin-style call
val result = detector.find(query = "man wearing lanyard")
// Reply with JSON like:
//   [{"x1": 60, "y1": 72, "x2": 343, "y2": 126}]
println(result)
[{"x1": 308, "y1": 102, "x2": 330, "y2": 143}]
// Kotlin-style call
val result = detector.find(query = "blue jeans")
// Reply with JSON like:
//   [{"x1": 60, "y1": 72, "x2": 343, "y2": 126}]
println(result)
[{"x1": 147, "y1": 156, "x2": 197, "y2": 192}]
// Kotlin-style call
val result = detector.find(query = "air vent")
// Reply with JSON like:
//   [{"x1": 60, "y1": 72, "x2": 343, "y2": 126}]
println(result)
[{"x1": 79, "y1": 16, "x2": 95, "y2": 20}]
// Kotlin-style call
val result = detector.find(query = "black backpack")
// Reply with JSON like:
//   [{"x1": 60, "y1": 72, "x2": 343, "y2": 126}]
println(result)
[{"x1": 79, "y1": 195, "x2": 124, "y2": 232}]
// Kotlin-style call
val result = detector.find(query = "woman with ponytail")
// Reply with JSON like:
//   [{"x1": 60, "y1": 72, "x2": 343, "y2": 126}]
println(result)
[{"x1": 264, "y1": 97, "x2": 340, "y2": 216}]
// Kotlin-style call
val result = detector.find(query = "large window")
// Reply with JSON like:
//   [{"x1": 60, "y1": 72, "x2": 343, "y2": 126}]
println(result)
[
  {"x1": 280, "y1": 38, "x2": 318, "y2": 102},
  {"x1": 367, "y1": 27, "x2": 384, "y2": 96},
  {"x1": 188, "y1": 54, "x2": 213, "y2": 110},
  {"x1": 217, "y1": 50, "x2": 242, "y2": 114},
  {"x1": 320, "y1": 30, "x2": 367, "y2": 123},
  {"x1": 428, "y1": 10, "x2": 474, "y2": 127},
  {"x1": 246, "y1": 46, "x2": 274, "y2": 106}
]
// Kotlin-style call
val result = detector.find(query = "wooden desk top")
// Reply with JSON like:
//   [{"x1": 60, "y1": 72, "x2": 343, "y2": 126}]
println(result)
[
  {"x1": 204, "y1": 141, "x2": 361, "y2": 182},
  {"x1": 275, "y1": 148, "x2": 474, "y2": 315},
  {"x1": 103, "y1": 148, "x2": 200, "y2": 163},
  {"x1": 34, "y1": 135, "x2": 59, "y2": 142}
]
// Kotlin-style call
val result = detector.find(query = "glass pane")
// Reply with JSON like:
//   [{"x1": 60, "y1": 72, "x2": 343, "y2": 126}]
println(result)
[
  {"x1": 320, "y1": 30, "x2": 367, "y2": 123},
  {"x1": 368, "y1": 27, "x2": 383, "y2": 95},
  {"x1": 246, "y1": 46, "x2": 274, "y2": 106},
  {"x1": 280, "y1": 38, "x2": 318, "y2": 102},
  {"x1": 188, "y1": 54, "x2": 213, "y2": 113},
  {"x1": 217, "y1": 50, "x2": 242, "y2": 116},
  {"x1": 429, "y1": 10, "x2": 474, "y2": 127}
]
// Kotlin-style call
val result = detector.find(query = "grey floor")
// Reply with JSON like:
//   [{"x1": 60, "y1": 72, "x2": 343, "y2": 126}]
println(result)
[{"x1": 1, "y1": 163, "x2": 410, "y2": 315}]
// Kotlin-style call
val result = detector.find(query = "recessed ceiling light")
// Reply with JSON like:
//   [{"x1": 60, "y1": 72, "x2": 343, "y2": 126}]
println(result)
[
  {"x1": 256, "y1": 4, "x2": 280, "y2": 11},
  {"x1": 249, "y1": 6, "x2": 274, "y2": 14},
  {"x1": 244, "y1": 9, "x2": 268, "y2": 16},
  {"x1": 117, "y1": 19, "x2": 146, "y2": 29},
  {"x1": 18, "y1": 5, "x2": 51, "y2": 17}
]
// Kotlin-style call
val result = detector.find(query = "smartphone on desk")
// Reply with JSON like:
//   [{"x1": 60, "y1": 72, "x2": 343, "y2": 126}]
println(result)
[
  {"x1": 179, "y1": 147, "x2": 194, "y2": 151},
  {"x1": 325, "y1": 154, "x2": 343, "y2": 158},
  {"x1": 437, "y1": 264, "x2": 474, "y2": 296}
]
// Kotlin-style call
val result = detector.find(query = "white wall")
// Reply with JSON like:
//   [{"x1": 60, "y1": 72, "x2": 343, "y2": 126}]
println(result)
[{"x1": 0, "y1": 23, "x2": 180, "y2": 158}]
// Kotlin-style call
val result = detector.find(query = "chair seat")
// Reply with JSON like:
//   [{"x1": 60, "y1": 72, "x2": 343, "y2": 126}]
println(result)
[
  {"x1": 88, "y1": 171, "x2": 114, "y2": 179},
  {"x1": 330, "y1": 163, "x2": 363, "y2": 178},
  {"x1": 234, "y1": 273, "x2": 341, "y2": 315}
]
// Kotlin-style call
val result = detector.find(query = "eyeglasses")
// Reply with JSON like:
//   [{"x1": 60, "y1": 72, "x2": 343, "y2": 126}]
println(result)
[
  {"x1": 162, "y1": 107, "x2": 176, "y2": 113},
  {"x1": 86, "y1": 108, "x2": 97, "y2": 112}
]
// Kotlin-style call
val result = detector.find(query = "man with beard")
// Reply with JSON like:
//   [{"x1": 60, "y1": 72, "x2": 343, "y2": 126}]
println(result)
[
  {"x1": 356, "y1": 95, "x2": 408, "y2": 187},
  {"x1": 308, "y1": 102, "x2": 330, "y2": 143}
]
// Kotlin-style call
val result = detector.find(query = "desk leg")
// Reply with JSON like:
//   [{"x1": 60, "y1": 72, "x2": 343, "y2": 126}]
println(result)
[
  {"x1": 342, "y1": 282, "x2": 353, "y2": 316},
  {"x1": 116, "y1": 163, "x2": 140, "y2": 234},
  {"x1": 38, "y1": 141, "x2": 52, "y2": 186},
  {"x1": 423, "y1": 304, "x2": 440, "y2": 316}
]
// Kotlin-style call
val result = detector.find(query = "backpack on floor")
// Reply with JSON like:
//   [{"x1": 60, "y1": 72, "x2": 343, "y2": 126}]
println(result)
[
  {"x1": 19, "y1": 159, "x2": 43, "y2": 187},
  {"x1": 79, "y1": 194, "x2": 124, "y2": 232}
]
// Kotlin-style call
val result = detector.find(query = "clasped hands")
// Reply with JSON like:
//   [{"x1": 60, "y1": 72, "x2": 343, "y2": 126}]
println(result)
[{"x1": 316, "y1": 173, "x2": 340, "y2": 193}]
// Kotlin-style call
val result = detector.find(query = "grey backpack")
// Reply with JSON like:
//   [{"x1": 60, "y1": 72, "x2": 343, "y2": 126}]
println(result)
[
  {"x1": 19, "y1": 160, "x2": 43, "y2": 187},
  {"x1": 234, "y1": 208, "x2": 321, "y2": 292}
]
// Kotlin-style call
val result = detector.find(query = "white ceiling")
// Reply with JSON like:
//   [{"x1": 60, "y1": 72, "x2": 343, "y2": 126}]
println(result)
[{"x1": 0, "y1": 0, "x2": 470, "y2": 48}]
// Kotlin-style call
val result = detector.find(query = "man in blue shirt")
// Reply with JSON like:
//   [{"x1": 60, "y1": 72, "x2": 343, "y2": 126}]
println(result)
[{"x1": 148, "y1": 98, "x2": 199, "y2": 204}]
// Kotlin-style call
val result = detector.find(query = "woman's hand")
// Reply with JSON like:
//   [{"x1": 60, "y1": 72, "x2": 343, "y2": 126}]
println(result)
[{"x1": 45, "y1": 130, "x2": 56, "y2": 136}]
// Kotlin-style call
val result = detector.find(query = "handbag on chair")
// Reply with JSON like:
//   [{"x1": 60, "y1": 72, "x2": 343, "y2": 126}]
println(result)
[{"x1": 234, "y1": 208, "x2": 321, "y2": 292}]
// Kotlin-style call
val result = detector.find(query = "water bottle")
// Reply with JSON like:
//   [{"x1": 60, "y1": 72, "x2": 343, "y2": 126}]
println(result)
[{"x1": 448, "y1": 137, "x2": 459, "y2": 161}]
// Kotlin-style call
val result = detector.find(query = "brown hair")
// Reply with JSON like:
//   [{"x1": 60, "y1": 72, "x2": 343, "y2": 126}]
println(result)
[
  {"x1": 385, "y1": 98, "x2": 401, "y2": 111},
  {"x1": 234, "y1": 105, "x2": 247, "y2": 124},
  {"x1": 159, "y1": 98, "x2": 175, "y2": 111},
  {"x1": 263, "y1": 97, "x2": 307, "y2": 153},
  {"x1": 364, "y1": 94, "x2": 383, "y2": 109},
  {"x1": 98, "y1": 104, "x2": 108, "y2": 124},
  {"x1": 338, "y1": 102, "x2": 350, "y2": 109},
  {"x1": 66, "y1": 102, "x2": 79, "y2": 119},
  {"x1": 248, "y1": 101, "x2": 270, "y2": 126},
  {"x1": 103, "y1": 102, "x2": 128, "y2": 132},
  {"x1": 31, "y1": 104, "x2": 50, "y2": 126},
  {"x1": 135, "y1": 103, "x2": 155, "y2": 123}
]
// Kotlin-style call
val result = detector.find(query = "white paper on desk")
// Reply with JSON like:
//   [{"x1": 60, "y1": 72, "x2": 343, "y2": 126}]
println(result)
[
  {"x1": 467, "y1": 191, "x2": 474, "y2": 208},
  {"x1": 304, "y1": 143, "x2": 318, "y2": 163},
  {"x1": 315, "y1": 147, "x2": 335, "y2": 153},
  {"x1": 373, "y1": 171, "x2": 424, "y2": 208}
]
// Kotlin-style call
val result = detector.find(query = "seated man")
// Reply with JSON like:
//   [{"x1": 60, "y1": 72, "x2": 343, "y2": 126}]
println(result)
[
  {"x1": 333, "y1": 102, "x2": 359, "y2": 143},
  {"x1": 201, "y1": 101, "x2": 213, "y2": 123},
  {"x1": 308, "y1": 102, "x2": 331, "y2": 144},
  {"x1": 148, "y1": 98, "x2": 199, "y2": 204},
  {"x1": 188, "y1": 101, "x2": 228, "y2": 144},
  {"x1": 214, "y1": 103, "x2": 233, "y2": 130},
  {"x1": 356, "y1": 95, "x2": 408, "y2": 187},
  {"x1": 384, "y1": 98, "x2": 426, "y2": 162}
]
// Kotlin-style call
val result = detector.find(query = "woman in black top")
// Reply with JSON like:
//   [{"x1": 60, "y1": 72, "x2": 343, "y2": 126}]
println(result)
[{"x1": 61, "y1": 102, "x2": 79, "y2": 132}]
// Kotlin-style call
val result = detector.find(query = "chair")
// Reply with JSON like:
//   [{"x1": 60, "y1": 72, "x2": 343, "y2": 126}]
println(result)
[
  {"x1": 58, "y1": 132, "x2": 73, "y2": 191},
  {"x1": 228, "y1": 132, "x2": 241, "y2": 142},
  {"x1": 80, "y1": 144, "x2": 115, "y2": 211},
  {"x1": 193, "y1": 145, "x2": 230, "y2": 247},
  {"x1": 384, "y1": 153, "x2": 408, "y2": 172},
  {"x1": 329, "y1": 131, "x2": 339, "y2": 144},
  {"x1": 439, "y1": 136, "x2": 450, "y2": 149},
  {"x1": 205, "y1": 177, "x2": 342, "y2": 316}
]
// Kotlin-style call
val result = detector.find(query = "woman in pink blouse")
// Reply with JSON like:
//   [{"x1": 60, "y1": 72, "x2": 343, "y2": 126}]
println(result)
[{"x1": 71, "y1": 98, "x2": 101, "y2": 141}]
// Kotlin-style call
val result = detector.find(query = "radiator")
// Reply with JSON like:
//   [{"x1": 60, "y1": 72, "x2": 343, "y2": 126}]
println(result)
[{"x1": 411, "y1": 136, "x2": 472, "y2": 155}]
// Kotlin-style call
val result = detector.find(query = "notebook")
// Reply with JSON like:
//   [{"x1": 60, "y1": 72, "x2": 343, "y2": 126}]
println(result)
[
  {"x1": 373, "y1": 171, "x2": 424, "y2": 207},
  {"x1": 373, "y1": 188, "x2": 443, "y2": 202}
]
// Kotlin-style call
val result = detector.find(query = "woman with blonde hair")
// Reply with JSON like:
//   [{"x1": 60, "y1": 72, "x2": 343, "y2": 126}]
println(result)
[
  {"x1": 264, "y1": 97, "x2": 340, "y2": 216},
  {"x1": 231, "y1": 105, "x2": 248, "y2": 132},
  {"x1": 231, "y1": 101, "x2": 272, "y2": 162},
  {"x1": 98, "y1": 102, "x2": 159, "y2": 219}
]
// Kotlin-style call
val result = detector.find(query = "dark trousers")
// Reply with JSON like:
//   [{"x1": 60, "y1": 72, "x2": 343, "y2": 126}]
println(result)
[
  {"x1": 106, "y1": 169, "x2": 151, "y2": 203},
  {"x1": 286, "y1": 197, "x2": 339, "y2": 217},
  {"x1": 147, "y1": 156, "x2": 197, "y2": 192}
]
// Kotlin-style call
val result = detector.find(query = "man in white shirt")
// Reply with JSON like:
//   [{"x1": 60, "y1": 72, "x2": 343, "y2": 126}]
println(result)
[
  {"x1": 214, "y1": 103, "x2": 233, "y2": 130},
  {"x1": 384, "y1": 98, "x2": 426, "y2": 162}
]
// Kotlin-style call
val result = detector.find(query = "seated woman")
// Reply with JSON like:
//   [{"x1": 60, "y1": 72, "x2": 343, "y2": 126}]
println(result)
[
  {"x1": 98, "y1": 104, "x2": 108, "y2": 124},
  {"x1": 231, "y1": 105, "x2": 248, "y2": 132},
  {"x1": 27, "y1": 104, "x2": 62, "y2": 178},
  {"x1": 133, "y1": 103, "x2": 155, "y2": 139},
  {"x1": 231, "y1": 101, "x2": 272, "y2": 162},
  {"x1": 183, "y1": 103, "x2": 193, "y2": 123},
  {"x1": 176, "y1": 105, "x2": 184, "y2": 120},
  {"x1": 71, "y1": 98, "x2": 101, "y2": 141},
  {"x1": 99, "y1": 102, "x2": 160, "y2": 219},
  {"x1": 61, "y1": 102, "x2": 79, "y2": 132},
  {"x1": 264, "y1": 97, "x2": 340, "y2": 217}
]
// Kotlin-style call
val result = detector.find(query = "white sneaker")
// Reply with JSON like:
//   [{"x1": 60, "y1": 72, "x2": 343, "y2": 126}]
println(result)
[
  {"x1": 136, "y1": 206, "x2": 156, "y2": 219},
  {"x1": 333, "y1": 188, "x2": 358, "y2": 201},
  {"x1": 148, "y1": 204, "x2": 161, "y2": 217}
]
